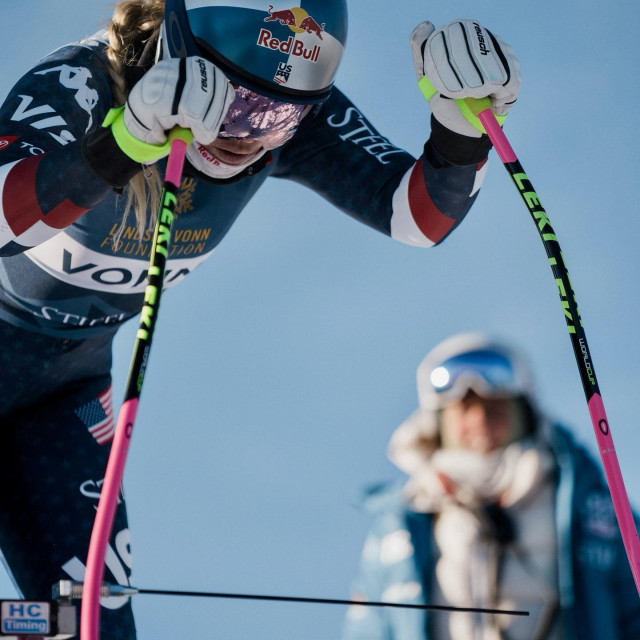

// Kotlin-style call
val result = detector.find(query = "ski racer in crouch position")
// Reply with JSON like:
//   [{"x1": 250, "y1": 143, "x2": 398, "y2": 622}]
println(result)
[
  {"x1": 0, "y1": 1, "x2": 521, "y2": 637},
  {"x1": 342, "y1": 333, "x2": 640, "y2": 640}
]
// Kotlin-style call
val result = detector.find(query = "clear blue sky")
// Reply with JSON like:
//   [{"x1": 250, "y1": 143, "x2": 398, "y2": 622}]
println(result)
[{"x1": 1, "y1": 1, "x2": 640, "y2": 638}]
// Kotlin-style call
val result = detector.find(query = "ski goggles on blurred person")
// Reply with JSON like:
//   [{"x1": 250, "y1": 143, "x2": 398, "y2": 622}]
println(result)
[
  {"x1": 218, "y1": 85, "x2": 307, "y2": 150},
  {"x1": 429, "y1": 349, "x2": 528, "y2": 405}
]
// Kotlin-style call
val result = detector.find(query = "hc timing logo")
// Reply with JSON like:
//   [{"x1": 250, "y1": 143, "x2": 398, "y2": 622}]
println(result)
[{"x1": 1, "y1": 602, "x2": 50, "y2": 634}]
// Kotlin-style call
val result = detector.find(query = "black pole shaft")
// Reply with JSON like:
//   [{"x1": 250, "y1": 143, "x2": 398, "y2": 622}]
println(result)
[
  {"x1": 123, "y1": 183, "x2": 179, "y2": 401},
  {"x1": 502, "y1": 160, "x2": 600, "y2": 401}
]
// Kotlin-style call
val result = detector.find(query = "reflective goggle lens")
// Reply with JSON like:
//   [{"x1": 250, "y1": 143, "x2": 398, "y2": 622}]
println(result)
[
  {"x1": 430, "y1": 349, "x2": 523, "y2": 399},
  {"x1": 218, "y1": 85, "x2": 306, "y2": 150}
]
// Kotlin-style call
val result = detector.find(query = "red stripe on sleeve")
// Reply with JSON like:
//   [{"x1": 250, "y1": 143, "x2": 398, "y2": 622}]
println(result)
[
  {"x1": 408, "y1": 158, "x2": 455, "y2": 243},
  {"x1": 3, "y1": 155, "x2": 88, "y2": 236}
]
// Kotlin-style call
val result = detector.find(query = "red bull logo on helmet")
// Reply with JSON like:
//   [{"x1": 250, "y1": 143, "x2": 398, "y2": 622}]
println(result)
[
  {"x1": 255, "y1": 4, "x2": 339, "y2": 91},
  {"x1": 258, "y1": 5, "x2": 326, "y2": 86},
  {"x1": 257, "y1": 30, "x2": 321, "y2": 63},
  {"x1": 264, "y1": 5, "x2": 325, "y2": 39}
]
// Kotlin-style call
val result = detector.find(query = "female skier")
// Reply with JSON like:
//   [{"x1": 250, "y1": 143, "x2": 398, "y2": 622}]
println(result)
[{"x1": 0, "y1": 1, "x2": 520, "y2": 637}]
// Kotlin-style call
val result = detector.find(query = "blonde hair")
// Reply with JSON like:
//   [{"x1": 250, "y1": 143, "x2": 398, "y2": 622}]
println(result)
[{"x1": 104, "y1": 0, "x2": 166, "y2": 243}]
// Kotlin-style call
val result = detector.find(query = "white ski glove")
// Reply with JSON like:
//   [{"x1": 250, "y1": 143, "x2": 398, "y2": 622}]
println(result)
[
  {"x1": 411, "y1": 20, "x2": 521, "y2": 138},
  {"x1": 106, "y1": 56, "x2": 234, "y2": 163}
]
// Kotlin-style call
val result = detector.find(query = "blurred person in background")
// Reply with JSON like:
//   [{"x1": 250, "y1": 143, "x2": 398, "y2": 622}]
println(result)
[{"x1": 343, "y1": 332, "x2": 640, "y2": 640}]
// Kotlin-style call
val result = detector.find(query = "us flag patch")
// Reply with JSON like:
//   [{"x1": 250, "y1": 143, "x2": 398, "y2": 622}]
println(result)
[{"x1": 75, "y1": 386, "x2": 115, "y2": 444}]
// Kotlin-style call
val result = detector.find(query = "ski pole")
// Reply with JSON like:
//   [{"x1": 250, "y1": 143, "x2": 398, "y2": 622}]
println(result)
[
  {"x1": 418, "y1": 77, "x2": 640, "y2": 595},
  {"x1": 80, "y1": 127, "x2": 193, "y2": 640}
]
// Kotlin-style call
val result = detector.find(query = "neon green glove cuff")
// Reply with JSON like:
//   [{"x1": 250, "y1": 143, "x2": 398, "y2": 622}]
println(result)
[
  {"x1": 417, "y1": 75, "x2": 507, "y2": 135},
  {"x1": 103, "y1": 106, "x2": 173, "y2": 164}
]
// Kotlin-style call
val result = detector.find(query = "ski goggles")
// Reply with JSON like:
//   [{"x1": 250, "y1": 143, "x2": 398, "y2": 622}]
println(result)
[
  {"x1": 218, "y1": 85, "x2": 307, "y2": 150},
  {"x1": 429, "y1": 349, "x2": 527, "y2": 405}
]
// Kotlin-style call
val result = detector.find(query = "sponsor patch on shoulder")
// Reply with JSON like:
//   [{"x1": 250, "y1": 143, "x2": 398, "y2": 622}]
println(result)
[{"x1": 0, "y1": 136, "x2": 18, "y2": 151}]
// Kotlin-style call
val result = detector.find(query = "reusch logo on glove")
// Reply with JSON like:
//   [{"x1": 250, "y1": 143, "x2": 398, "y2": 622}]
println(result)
[
  {"x1": 473, "y1": 23, "x2": 491, "y2": 56},
  {"x1": 197, "y1": 58, "x2": 208, "y2": 91}
]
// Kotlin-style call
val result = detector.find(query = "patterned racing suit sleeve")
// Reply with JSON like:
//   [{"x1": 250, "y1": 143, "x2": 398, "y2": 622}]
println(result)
[
  {"x1": 0, "y1": 40, "x2": 121, "y2": 257},
  {"x1": 271, "y1": 87, "x2": 490, "y2": 248}
]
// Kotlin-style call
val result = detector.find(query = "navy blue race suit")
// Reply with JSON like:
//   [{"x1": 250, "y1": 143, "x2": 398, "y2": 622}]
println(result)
[{"x1": 0, "y1": 37, "x2": 491, "y2": 639}]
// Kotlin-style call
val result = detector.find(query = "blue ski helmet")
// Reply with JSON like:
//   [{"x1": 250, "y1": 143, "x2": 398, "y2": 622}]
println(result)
[{"x1": 162, "y1": 0, "x2": 348, "y2": 104}]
